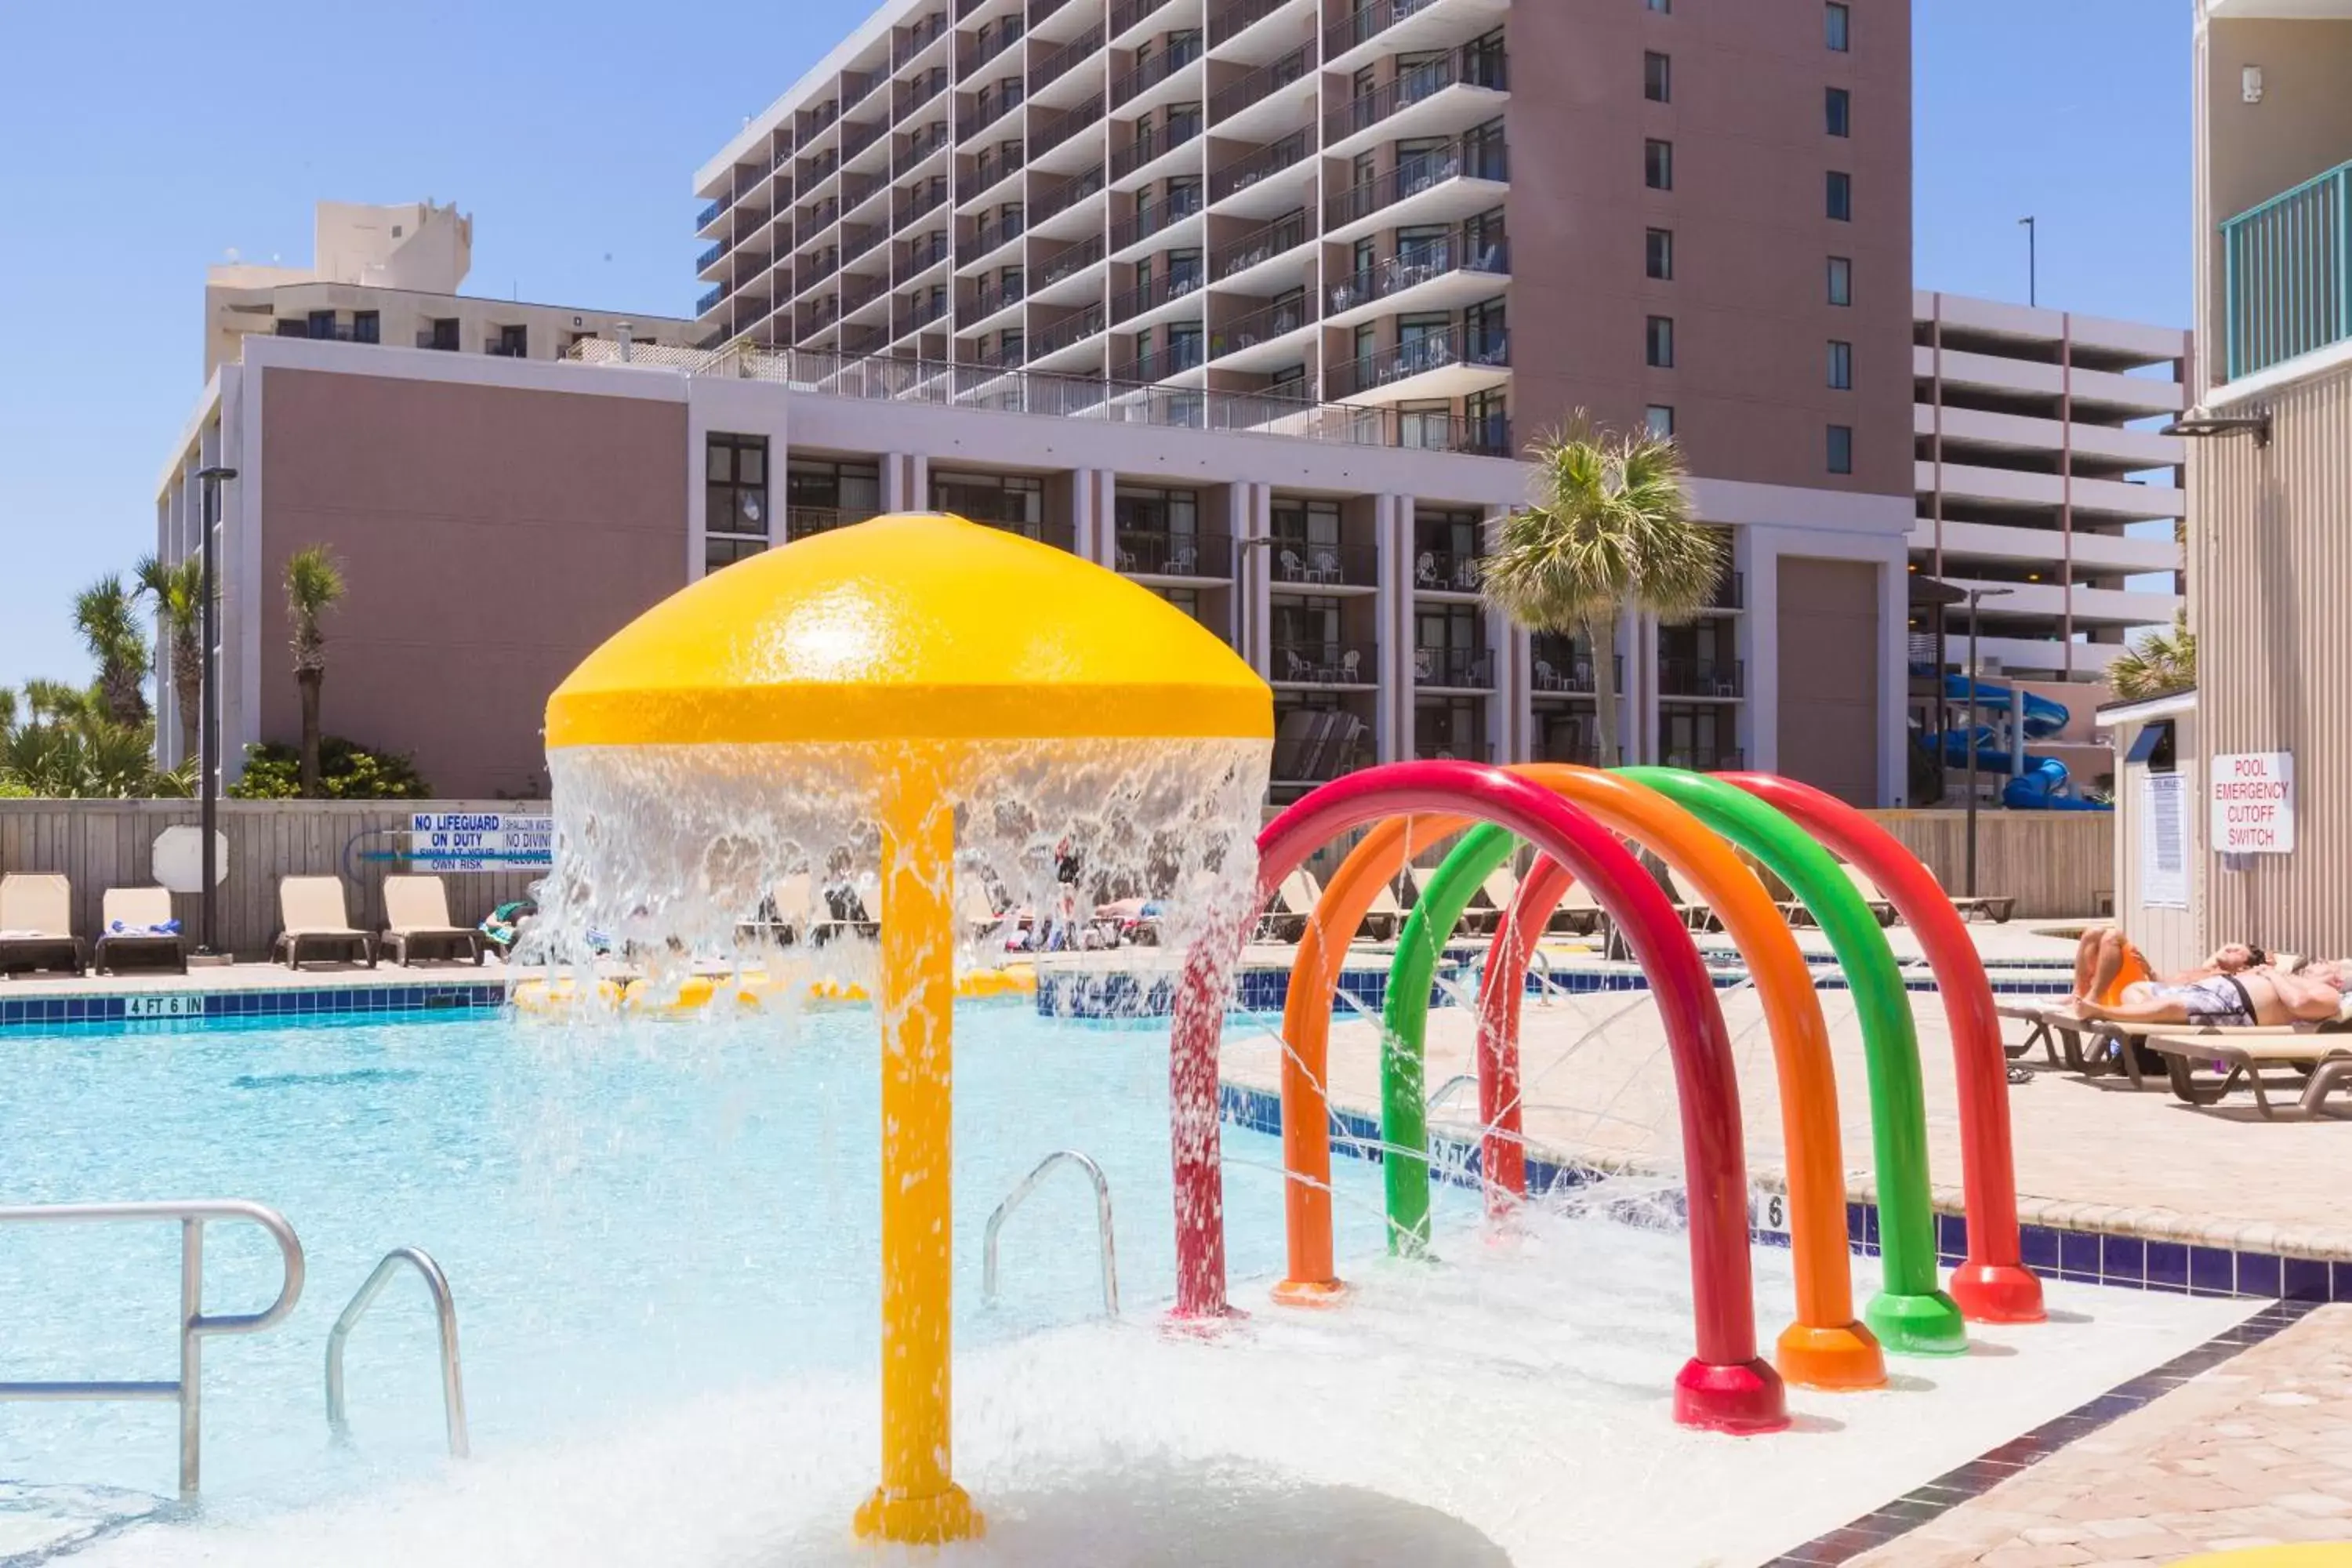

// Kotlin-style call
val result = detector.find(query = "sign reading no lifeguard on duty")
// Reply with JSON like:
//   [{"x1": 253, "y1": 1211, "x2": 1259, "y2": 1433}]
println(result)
[
  {"x1": 408, "y1": 812, "x2": 554, "y2": 873},
  {"x1": 2210, "y1": 752, "x2": 2294, "y2": 855}
]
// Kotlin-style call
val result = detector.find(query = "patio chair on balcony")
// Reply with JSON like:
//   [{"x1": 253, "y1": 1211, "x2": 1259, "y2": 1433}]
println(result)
[
  {"x1": 1283, "y1": 649, "x2": 1315, "y2": 683},
  {"x1": 1414, "y1": 647, "x2": 1436, "y2": 681},
  {"x1": 1116, "y1": 543, "x2": 1137, "y2": 572},
  {"x1": 1168, "y1": 540, "x2": 1198, "y2": 575},
  {"x1": 1279, "y1": 548, "x2": 1307, "y2": 582},
  {"x1": 1338, "y1": 650, "x2": 1362, "y2": 684},
  {"x1": 1309, "y1": 548, "x2": 1341, "y2": 583},
  {"x1": 1534, "y1": 659, "x2": 1563, "y2": 692},
  {"x1": 1414, "y1": 552, "x2": 1439, "y2": 588}
]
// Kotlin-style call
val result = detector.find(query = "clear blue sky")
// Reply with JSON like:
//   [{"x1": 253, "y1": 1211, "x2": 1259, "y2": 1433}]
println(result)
[{"x1": 0, "y1": 0, "x2": 2188, "y2": 690}]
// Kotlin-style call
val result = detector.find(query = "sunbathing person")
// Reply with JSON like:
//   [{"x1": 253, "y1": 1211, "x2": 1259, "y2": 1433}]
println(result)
[
  {"x1": 2071, "y1": 958, "x2": 2350, "y2": 1029},
  {"x1": 2070, "y1": 927, "x2": 2261, "y2": 1005}
]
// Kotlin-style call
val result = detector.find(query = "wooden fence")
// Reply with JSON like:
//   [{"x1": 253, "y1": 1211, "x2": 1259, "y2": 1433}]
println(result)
[{"x1": 0, "y1": 800, "x2": 548, "y2": 961}]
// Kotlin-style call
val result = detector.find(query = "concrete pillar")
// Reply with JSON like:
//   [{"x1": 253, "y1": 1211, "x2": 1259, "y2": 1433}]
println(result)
[
  {"x1": 1738, "y1": 525, "x2": 1777, "y2": 775},
  {"x1": 1877, "y1": 550, "x2": 1910, "y2": 807},
  {"x1": 1068, "y1": 466, "x2": 1098, "y2": 561},
  {"x1": 1374, "y1": 494, "x2": 1411, "y2": 764},
  {"x1": 1232, "y1": 481, "x2": 1272, "y2": 677}
]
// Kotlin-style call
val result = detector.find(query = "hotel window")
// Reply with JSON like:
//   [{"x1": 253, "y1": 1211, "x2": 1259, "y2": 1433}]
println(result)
[
  {"x1": 352, "y1": 310, "x2": 379, "y2": 345},
  {"x1": 1465, "y1": 297, "x2": 1507, "y2": 361},
  {"x1": 1646, "y1": 314, "x2": 1675, "y2": 368},
  {"x1": 1398, "y1": 399, "x2": 1456, "y2": 450},
  {"x1": 1827, "y1": 255, "x2": 1853, "y2": 305},
  {"x1": 1272, "y1": 498, "x2": 1342, "y2": 558},
  {"x1": 785, "y1": 459, "x2": 880, "y2": 534},
  {"x1": 1465, "y1": 387, "x2": 1508, "y2": 451},
  {"x1": 1825, "y1": 86, "x2": 1850, "y2": 136},
  {"x1": 1645, "y1": 0, "x2": 1669, "y2": 11},
  {"x1": 1646, "y1": 404, "x2": 1676, "y2": 438},
  {"x1": 1167, "y1": 321, "x2": 1203, "y2": 371},
  {"x1": 1828, "y1": 339, "x2": 1852, "y2": 389},
  {"x1": 1826, "y1": 170, "x2": 1851, "y2": 221},
  {"x1": 1644, "y1": 139, "x2": 1673, "y2": 191},
  {"x1": 307, "y1": 310, "x2": 337, "y2": 339},
  {"x1": 705, "y1": 434, "x2": 770, "y2": 573},
  {"x1": 1827, "y1": 423, "x2": 1853, "y2": 474},
  {"x1": 1646, "y1": 227, "x2": 1674, "y2": 280},
  {"x1": 428, "y1": 317, "x2": 461, "y2": 350},
  {"x1": 931, "y1": 470, "x2": 1044, "y2": 532},
  {"x1": 1644, "y1": 52, "x2": 1671, "y2": 103},
  {"x1": 1825, "y1": 2, "x2": 1849, "y2": 51}
]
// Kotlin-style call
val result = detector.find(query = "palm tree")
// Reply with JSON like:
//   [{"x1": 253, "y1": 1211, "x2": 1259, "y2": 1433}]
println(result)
[
  {"x1": 73, "y1": 575, "x2": 151, "y2": 728},
  {"x1": 2109, "y1": 611, "x2": 2196, "y2": 702},
  {"x1": 284, "y1": 546, "x2": 347, "y2": 797},
  {"x1": 21, "y1": 678, "x2": 92, "y2": 727},
  {"x1": 1482, "y1": 416, "x2": 1722, "y2": 765},
  {"x1": 136, "y1": 553, "x2": 207, "y2": 764}
]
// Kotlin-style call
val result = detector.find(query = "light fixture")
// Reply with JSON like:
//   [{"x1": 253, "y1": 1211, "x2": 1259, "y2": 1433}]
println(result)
[
  {"x1": 2163, "y1": 408, "x2": 2272, "y2": 448},
  {"x1": 2243, "y1": 65, "x2": 2264, "y2": 103}
]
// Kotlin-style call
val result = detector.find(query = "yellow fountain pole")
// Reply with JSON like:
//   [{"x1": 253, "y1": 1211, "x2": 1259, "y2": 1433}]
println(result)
[{"x1": 855, "y1": 749, "x2": 979, "y2": 1542}]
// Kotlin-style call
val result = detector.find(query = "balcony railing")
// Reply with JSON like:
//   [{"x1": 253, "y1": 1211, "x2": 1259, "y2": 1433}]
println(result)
[
  {"x1": 901, "y1": 122, "x2": 951, "y2": 170},
  {"x1": 1662, "y1": 746, "x2": 1746, "y2": 774},
  {"x1": 1274, "y1": 641, "x2": 1375, "y2": 685},
  {"x1": 1030, "y1": 0, "x2": 1077, "y2": 22},
  {"x1": 1111, "y1": 118, "x2": 1201, "y2": 183},
  {"x1": 1414, "y1": 647, "x2": 1493, "y2": 688},
  {"x1": 1413, "y1": 549, "x2": 1482, "y2": 593},
  {"x1": 1210, "y1": 0, "x2": 1298, "y2": 47},
  {"x1": 1706, "y1": 569, "x2": 1744, "y2": 611},
  {"x1": 1111, "y1": 267, "x2": 1203, "y2": 325},
  {"x1": 1210, "y1": 43, "x2": 1310, "y2": 124},
  {"x1": 1209, "y1": 295, "x2": 1311, "y2": 357},
  {"x1": 1033, "y1": 22, "x2": 1105, "y2": 92},
  {"x1": 902, "y1": 68, "x2": 950, "y2": 116},
  {"x1": 1327, "y1": 45, "x2": 1507, "y2": 145},
  {"x1": 800, "y1": 150, "x2": 840, "y2": 187},
  {"x1": 697, "y1": 193, "x2": 731, "y2": 229},
  {"x1": 1211, "y1": 129, "x2": 1310, "y2": 204},
  {"x1": 1272, "y1": 722, "x2": 1370, "y2": 785},
  {"x1": 968, "y1": 142, "x2": 1027, "y2": 193},
  {"x1": 1038, "y1": 233, "x2": 1106, "y2": 288},
  {"x1": 895, "y1": 10, "x2": 949, "y2": 68},
  {"x1": 1032, "y1": 305, "x2": 1108, "y2": 355},
  {"x1": 844, "y1": 225, "x2": 887, "y2": 264},
  {"x1": 1115, "y1": 528, "x2": 1232, "y2": 577},
  {"x1": 788, "y1": 505, "x2": 878, "y2": 538},
  {"x1": 960, "y1": 84, "x2": 1025, "y2": 141},
  {"x1": 1326, "y1": 234, "x2": 1509, "y2": 314},
  {"x1": 1325, "y1": 0, "x2": 1447, "y2": 59},
  {"x1": 895, "y1": 179, "x2": 949, "y2": 227},
  {"x1": 564, "y1": 339, "x2": 1517, "y2": 457},
  {"x1": 1109, "y1": 182, "x2": 1203, "y2": 250},
  {"x1": 1033, "y1": 100, "x2": 1106, "y2": 159},
  {"x1": 898, "y1": 292, "x2": 951, "y2": 334},
  {"x1": 1327, "y1": 140, "x2": 1509, "y2": 229},
  {"x1": 805, "y1": 296, "x2": 843, "y2": 334},
  {"x1": 697, "y1": 283, "x2": 728, "y2": 315},
  {"x1": 1531, "y1": 649, "x2": 1621, "y2": 696},
  {"x1": 901, "y1": 231, "x2": 950, "y2": 274},
  {"x1": 844, "y1": 272, "x2": 888, "y2": 314},
  {"x1": 1110, "y1": 336, "x2": 1207, "y2": 380},
  {"x1": 1414, "y1": 739, "x2": 1494, "y2": 762},
  {"x1": 1109, "y1": 0, "x2": 1178, "y2": 36},
  {"x1": 970, "y1": 209, "x2": 1027, "y2": 255},
  {"x1": 1658, "y1": 659, "x2": 1745, "y2": 699},
  {"x1": 967, "y1": 272, "x2": 1028, "y2": 318},
  {"x1": 1270, "y1": 538, "x2": 1377, "y2": 587},
  {"x1": 1327, "y1": 325, "x2": 1510, "y2": 399},
  {"x1": 960, "y1": 16, "x2": 1025, "y2": 82},
  {"x1": 801, "y1": 197, "x2": 841, "y2": 231},
  {"x1": 1111, "y1": 31, "x2": 1203, "y2": 108},
  {"x1": 698, "y1": 241, "x2": 725, "y2": 270},
  {"x1": 1214, "y1": 207, "x2": 1308, "y2": 280},
  {"x1": 843, "y1": 119, "x2": 887, "y2": 164},
  {"x1": 2221, "y1": 156, "x2": 2351, "y2": 381},
  {"x1": 1035, "y1": 162, "x2": 1105, "y2": 227}
]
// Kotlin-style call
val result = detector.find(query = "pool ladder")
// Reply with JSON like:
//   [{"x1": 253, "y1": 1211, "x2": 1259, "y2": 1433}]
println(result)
[
  {"x1": 326, "y1": 1246, "x2": 470, "y2": 1459},
  {"x1": 981, "y1": 1150, "x2": 1120, "y2": 1317},
  {"x1": 0, "y1": 1200, "x2": 307, "y2": 1499}
]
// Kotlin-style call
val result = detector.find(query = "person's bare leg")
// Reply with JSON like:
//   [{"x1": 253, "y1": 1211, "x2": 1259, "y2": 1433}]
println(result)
[
  {"x1": 2086, "y1": 930, "x2": 2131, "y2": 1002},
  {"x1": 2071, "y1": 929, "x2": 2105, "y2": 999},
  {"x1": 2074, "y1": 993, "x2": 2190, "y2": 1026}
]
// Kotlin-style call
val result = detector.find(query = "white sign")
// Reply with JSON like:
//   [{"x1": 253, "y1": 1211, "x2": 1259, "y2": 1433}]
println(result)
[
  {"x1": 2142, "y1": 774, "x2": 2188, "y2": 908},
  {"x1": 408, "y1": 813, "x2": 554, "y2": 874},
  {"x1": 2210, "y1": 752, "x2": 2294, "y2": 855},
  {"x1": 151, "y1": 826, "x2": 230, "y2": 894},
  {"x1": 1751, "y1": 1190, "x2": 1791, "y2": 1238},
  {"x1": 124, "y1": 994, "x2": 203, "y2": 1019}
]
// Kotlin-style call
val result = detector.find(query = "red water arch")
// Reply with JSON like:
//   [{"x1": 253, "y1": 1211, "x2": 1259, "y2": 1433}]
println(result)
[{"x1": 1166, "y1": 760, "x2": 1787, "y2": 1434}]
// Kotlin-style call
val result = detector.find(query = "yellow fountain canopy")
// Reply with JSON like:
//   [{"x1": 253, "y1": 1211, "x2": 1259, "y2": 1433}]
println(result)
[{"x1": 545, "y1": 512, "x2": 1272, "y2": 750}]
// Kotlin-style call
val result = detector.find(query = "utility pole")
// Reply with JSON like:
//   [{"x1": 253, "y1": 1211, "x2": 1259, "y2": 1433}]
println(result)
[
  {"x1": 2018, "y1": 216, "x2": 2038, "y2": 307},
  {"x1": 194, "y1": 465, "x2": 238, "y2": 957}
]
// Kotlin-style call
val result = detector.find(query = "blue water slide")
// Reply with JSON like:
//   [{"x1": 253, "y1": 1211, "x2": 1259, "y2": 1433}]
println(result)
[
  {"x1": 1939, "y1": 674, "x2": 2069, "y2": 740},
  {"x1": 1919, "y1": 728, "x2": 2111, "y2": 811}
]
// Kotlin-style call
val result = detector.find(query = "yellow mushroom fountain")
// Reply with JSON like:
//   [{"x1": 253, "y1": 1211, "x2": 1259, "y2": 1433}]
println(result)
[{"x1": 539, "y1": 512, "x2": 1270, "y2": 1543}]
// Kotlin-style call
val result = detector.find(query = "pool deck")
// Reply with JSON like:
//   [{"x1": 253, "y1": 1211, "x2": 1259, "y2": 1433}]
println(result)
[{"x1": 1845, "y1": 1305, "x2": 2352, "y2": 1566}]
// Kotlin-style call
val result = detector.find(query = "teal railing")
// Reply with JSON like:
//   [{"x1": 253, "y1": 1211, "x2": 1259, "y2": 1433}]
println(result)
[{"x1": 2223, "y1": 156, "x2": 2352, "y2": 380}]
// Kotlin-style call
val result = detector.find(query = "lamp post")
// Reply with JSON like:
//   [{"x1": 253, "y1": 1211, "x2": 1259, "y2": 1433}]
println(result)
[
  {"x1": 194, "y1": 465, "x2": 238, "y2": 958},
  {"x1": 1962, "y1": 585, "x2": 2013, "y2": 898},
  {"x1": 2017, "y1": 216, "x2": 2038, "y2": 307}
]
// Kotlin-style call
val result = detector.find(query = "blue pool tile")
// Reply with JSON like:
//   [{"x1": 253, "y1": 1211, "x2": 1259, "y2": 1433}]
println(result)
[
  {"x1": 1936, "y1": 1211, "x2": 1969, "y2": 1264},
  {"x1": 2237, "y1": 1252, "x2": 2281, "y2": 1300},
  {"x1": 2190, "y1": 1247, "x2": 2236, "y2": 1297},
  {"x1": 2101, "y1": 1234, "x2": 2145, "y2": 1287},
  {"x1": 2335, "y1": 1260, "x2": 2352, "y2": 1304},
  {"x1": 2059, "y1": 1230, "x2": 2100, "y2": 1282},
  {"x1": 2283, "y1": 1257, "x2": 2330, "y2": 1301},
  {"x1": 2147, "y1": 1241, "x2": 2190, "y2": 1293}
]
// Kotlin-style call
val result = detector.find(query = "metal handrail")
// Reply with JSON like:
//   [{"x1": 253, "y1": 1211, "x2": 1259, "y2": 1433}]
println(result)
[
  {"x1": 326, "y1": 1246, "x2": 470, "y2": 1458},
  {"x1": 982, "y1": 1150, "x2": 1118, "y2": 1316},
  {"x1": 0, "y1": 1200, "x2": 305, "y2": 1498},
  {"x1": 1426, "y1": 1073, "x2": 1478, "y2": 1110}
]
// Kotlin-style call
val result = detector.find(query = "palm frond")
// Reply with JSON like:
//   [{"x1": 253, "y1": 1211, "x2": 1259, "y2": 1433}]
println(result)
[{"x1": 2108, "y1": 612, "x2": 2196, "y2": 702}]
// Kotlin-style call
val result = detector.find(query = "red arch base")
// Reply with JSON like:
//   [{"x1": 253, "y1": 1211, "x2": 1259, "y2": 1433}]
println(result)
[{"x1": 1166, "y1": 761, "x2": 1788, "y2": 1436}]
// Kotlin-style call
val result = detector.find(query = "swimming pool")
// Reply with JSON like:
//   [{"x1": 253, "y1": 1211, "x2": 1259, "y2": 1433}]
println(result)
[{"x1": 0, "y1": 1001, "x2": 2260, "y2": 1565}]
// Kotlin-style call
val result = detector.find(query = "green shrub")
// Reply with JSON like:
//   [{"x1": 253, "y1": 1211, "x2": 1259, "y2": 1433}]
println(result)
[{"x1": 229, "y1": 738, "x2": 434, "y2": 800}]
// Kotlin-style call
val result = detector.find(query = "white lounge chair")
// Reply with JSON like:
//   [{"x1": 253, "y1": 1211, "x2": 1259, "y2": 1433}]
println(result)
[
  {"x1": 274, "y1": 875, "x2": 374, "y2": 969},
  {"x1": 380, "y1": 875, "x2": 485, "y2": 966},
  {"x1": 0, "y1": 873, "x2": 86, "y2": 978},
  {"x1": 95, "y1": 886, "x2": 187, "y2": 975}
]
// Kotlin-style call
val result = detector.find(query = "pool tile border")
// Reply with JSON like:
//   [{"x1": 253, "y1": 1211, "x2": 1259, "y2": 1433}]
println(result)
[
  {"x1": 1758, "y1": 1299, "x2": 2319, "y2": 1566},
  {"x1": 0, "y1": 982, "x2": 506, "y2": 1029}
]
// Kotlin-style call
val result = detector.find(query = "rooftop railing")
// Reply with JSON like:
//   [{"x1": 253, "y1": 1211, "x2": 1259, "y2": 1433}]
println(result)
[{"x1": 2222, "y1": 155, "x2": 2351, "y2": 381}]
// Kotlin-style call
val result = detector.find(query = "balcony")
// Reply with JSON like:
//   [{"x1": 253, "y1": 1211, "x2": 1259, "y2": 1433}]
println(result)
[
  {"x1": 1324, "y1": 0, "x2": 1494, "y2": 63},
  {"x1": 842, "y1": 118, "x2": 888, "y2": 166},
  {"x1": 895, "y1": 179, "x2": 949, "y2": 228},
  {"x1": 1412, "y1": 549, "x2": 1482, "y2": 593},
  {"x1": 1111, "y1": 267, "x2": 1204, "y2": 325},
  {"x1": 1270, "y1": 539, "x2": 1377, "y2": 589},
  {"x1": 1214, "y1": 208, "x2": 1310, "y2": 285},
  {"x1": 844, "y1": 225, "x2": 888, "y2": 266},
  {"x1": 1210, "y1": 130, "x2": 1311, "y2": 207},
  {"x1": 1272, "y1": 713, "x2": 1370, "y2": 786},
  {"x1": 1325, "y1": 43, "x2": 1507, "y2": 151},
  {"x1": 1657, "y1": 659, "x2": 1745, "y2": 699},
  {"x1": 1030, "y1": 0, "x2": 1076, "y2": 20},
  {"x1": 1327, "y1": 323, "x2": 1510, "y2": 402},
  {"x1": 788, "y1": 505, "x2": 878, "y2": 539},
  {"x1": 1111, "y1": 118, "x2": 1202, "y2": 184},
  {"x1": 960, "y1": 16, "x2": 1025, "y2": 82},
  {"x1": 1325, "y1": 234, "x2": 1509, "y2": 323},
  {"x1": 1033, "y1": 22, "x2": 1105, "y2": 96},
  {"x1": 964, "y1": 142, "x2": 1027, "y2": 205},
  {"x1": 1031, "y1": 305, "x2": 1108, "y2": 357},
  {"x1": 1414, "y1": 739, "x2": 1494, "y2": 762},
  {"x1": 697, "y1": 241, "x2": 726, "y2": 271},
  {"x1": 800, "y1": 196, "x2": 842, "y2": 233},
  {"x1": 1531, "y1": 649, "x2": 1621, "y2": 697},
  {"x1": 1032, "y1": 101, "x2": 1106, "y2": 165},
  {"x1": 2221, "y1": 156, "x2": 2350, "y2": 381},
  {"x1": 1109, "y1": 0, "x2": 1178, "y2": 41},
  {"x1": 1036, "y1": 234, "x2": 1106, "y2": 294},
  {"x1": 965, "y1": 272, "x2": 1028, "y2": 321},
  {"x1": 843, "y1": 272, "x2": 889, "y2": 315},
  {"x1": 1116, "y1": 528, "x2": 1232, "y2": 578},
  {"x1": 1110, "y1": 336, "x2": 1206, "y2": 381},
  {"x1": 1210, "y1": 45, "x2": 1312, "y2": 132},
  {"x1": 1035, "y1": 162, "x2": 1109, "y2": 233},
  {"x1": 1326, "y1": 140, "x2": 1509, "y2": 237},
  {"x1": 698, "y1": 282, "x2": 728, "y2": 316},
  {"x1": 1110, "y1": 31, "x2": 1202, "y2": 110},
  {"x1": 960, "y1": 84, "x2": 1025, "y2": 143},
  {"x1": 900, "y1": 231, "x2": 951, "y2": 276},
  {"x1": 895, "y1": 10, "x2": 950, "y2": 68},
  {"x1": 697, "y1": 191, "x2": 734, "y2": 230},
  {"x1": 804, "y1": 296, "x2": 844, "y2": 336},
  {"x1": 1661, "y1": 744, "x2": 1745, "y2": 774},
  {"x1": 1208, "y1": 295, "x2": 1313, "y2": 365},
  {"x1": 967, "y1": 210, "x2": 1026, "y2": 261},
  {"x1": 902, "y1": 68, "x2": 950, "y2": 117},
  {"x1": 1210, "y1": 0, "x2": 1304, "y2": 47},
  {"x1": 1705, "y1": 570, "x2": 1744, "y2": 612},
  {"x1": 898, "y1": 292, "x2": 951, "y2": 336},
  {"x1": 1414, "y1": 646, "x2": 1492, "y2": 688},
  {"x1": 1274, "y1": 642, "x2": 1376, "y2": 686},
  {"x1": 1108, "y1": 183, "x2": 1203, "y2": 252}
]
